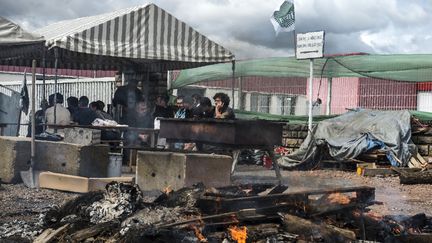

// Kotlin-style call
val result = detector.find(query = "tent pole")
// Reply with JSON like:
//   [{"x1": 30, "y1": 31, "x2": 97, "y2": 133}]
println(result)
[
  {"x1": 308, "y1": 59, "x2": 314, "y2": 133},
  {"x1": 31, "y1": 59, "x2": 36, "y2": 166},
  {"x1": 42, "y1": 50, "x2": 46, "y2": 100},
  {"x1": 42, "y1": 49, "x2": 47, "y2": 133},
  {"x1": 167, "y1": 70, "x2": 171, "y2": 90},
  {"x1": 231, "y1": 60, "x2": 235, "y2": 109},
  {"x1": 326, "y1": 77, "x2": 332, "y2": 115},
  {"x1": 238, "y1": 76, "x2": 243, "y2": 110},
  {"x1": 53, "y1": 48, "x2": 58, "y2": 133}
]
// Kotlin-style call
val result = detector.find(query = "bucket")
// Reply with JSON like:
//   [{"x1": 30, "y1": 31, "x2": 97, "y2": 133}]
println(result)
[{"x1": 108, "y1": 153, "x2": 122, "y2": 177}]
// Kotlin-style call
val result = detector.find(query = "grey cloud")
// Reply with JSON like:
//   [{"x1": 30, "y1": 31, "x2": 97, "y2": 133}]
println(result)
[{"x1": 0, "y1": 0, "x2": 431, "y2": 59}]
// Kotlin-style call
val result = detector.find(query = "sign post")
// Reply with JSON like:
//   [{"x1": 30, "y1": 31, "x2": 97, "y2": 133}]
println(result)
[{"x1": 296, "y1": 31, "x2": 325, "y2": 134}]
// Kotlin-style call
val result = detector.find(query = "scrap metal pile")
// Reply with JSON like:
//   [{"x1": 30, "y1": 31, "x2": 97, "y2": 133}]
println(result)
[{"x1": 1, "y1": 182, "x2": 432, "y2": 242}]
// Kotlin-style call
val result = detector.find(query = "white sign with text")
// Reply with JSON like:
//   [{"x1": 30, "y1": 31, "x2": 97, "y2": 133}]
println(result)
[{"x1": 296, "y1": 31, "x2": 325, "y2": 59}]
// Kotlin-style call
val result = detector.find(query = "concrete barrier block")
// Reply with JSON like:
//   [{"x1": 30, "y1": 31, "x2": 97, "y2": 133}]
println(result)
[
  {"x1": 136, "y1": 151, "x2": 186, "y2": 191},
  {"x1": 184, "y1": 153, "x2": 232, "y2": 188},
  {"x1": 0, "y1": 136, "x2": 109, "y2": 183},
  {"x1": 0, "y1": 136, "x2": 30, "y2": 183},
  {"x1": 136, "y1": 151, "x2": 232, "y2": 191},
  {"x1": 34, "y1": 141, "x2": 109, "y2": 178}
]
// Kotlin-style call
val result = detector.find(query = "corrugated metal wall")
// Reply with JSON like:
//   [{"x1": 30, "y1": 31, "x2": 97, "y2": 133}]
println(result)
[
  {"x1": 0, "y1": 77, "x2": 115, "y2": 136},
  {"x1": 194, "y1": 76, "x2": 421, "y2": 115},
  {"x1": 0, "y1": 65, "x2": 117, "y2": 78},
  {"x1": 199, "y1": 76, "x2": 306, "y2": 95},
  {"x1": 358, "y1": 78, "x2": 417, "y2": 110}
]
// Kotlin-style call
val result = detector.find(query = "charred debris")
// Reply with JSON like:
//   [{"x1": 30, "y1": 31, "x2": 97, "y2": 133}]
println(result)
[{"x1": 1, "y1": 182, "x2": 432, "y2": 242}]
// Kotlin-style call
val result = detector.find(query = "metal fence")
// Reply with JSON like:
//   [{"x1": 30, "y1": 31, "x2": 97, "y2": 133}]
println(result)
[{"x1": 0, "y1": 77, "x2": 116, "y2": 136}]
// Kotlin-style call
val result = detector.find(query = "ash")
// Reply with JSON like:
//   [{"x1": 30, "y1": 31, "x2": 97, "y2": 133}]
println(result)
[
  {"x1": 121, "y1": 206, "x2": 192, "y2": 235},
  {"x1": 0, "y1": 214, "x2": 45, "y2": 241},
  {"x1": 86, "y1": 181, "x2": 143, "y2": 224}
]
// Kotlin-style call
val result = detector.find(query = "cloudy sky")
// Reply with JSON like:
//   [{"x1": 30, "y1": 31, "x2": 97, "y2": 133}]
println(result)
[{"x1": 1, "y1": 0, "x2": 432, "y2": 59}]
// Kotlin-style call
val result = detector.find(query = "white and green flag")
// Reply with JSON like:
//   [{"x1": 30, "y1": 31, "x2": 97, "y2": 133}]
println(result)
[{"x1": 270, "y1": 0, "x2": 295, "y2": 34}]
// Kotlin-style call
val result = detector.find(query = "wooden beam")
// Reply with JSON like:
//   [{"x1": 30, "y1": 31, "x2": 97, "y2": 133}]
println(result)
[{"x1": 280, "y1": 213, "x2": 356, "y2": 242}]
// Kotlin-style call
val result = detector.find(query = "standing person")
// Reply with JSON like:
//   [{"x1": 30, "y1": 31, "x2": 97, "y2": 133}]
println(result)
[
  {"x1": 45, "y1": 93, "x2": 71, "y2": 134},
  {"x1": 73, "y1": 96, "x2": 98, "y2": 125},
  {"x1": 112, "y1": 79, "x2": 143, "y2": 125},
  {"x1": 213, "y1": 92, "x2": 235, "y2": 119},
  {"x1": 125, "y1": 99, "x2": 153, "y2": 157},
  {"x1": 27, "y1": 99, "x2": 49, "y2": 137}
]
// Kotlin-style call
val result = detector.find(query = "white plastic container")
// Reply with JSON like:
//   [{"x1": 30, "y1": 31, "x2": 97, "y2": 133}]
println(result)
[{"x1": 108, "y1": 153, "x2": 122, "y2": 177}]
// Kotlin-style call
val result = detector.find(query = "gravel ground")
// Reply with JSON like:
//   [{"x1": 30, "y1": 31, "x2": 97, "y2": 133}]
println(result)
[
  {"x1": 0, "y1": 167, "x2": 431, "y2": 227},
  {"x1": 0, "y1": 184, "x2": 78, "y2": 224}
]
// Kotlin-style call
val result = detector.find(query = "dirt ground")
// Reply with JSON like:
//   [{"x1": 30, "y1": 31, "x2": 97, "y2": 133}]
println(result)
[{"x1": 1, "y1": 167, "x2": 431, "y2": 226}]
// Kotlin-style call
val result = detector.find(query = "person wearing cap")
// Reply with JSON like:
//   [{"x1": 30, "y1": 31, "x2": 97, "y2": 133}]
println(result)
[{"x1": 45, "y1": 92, "x2": 72, "y2": 134}]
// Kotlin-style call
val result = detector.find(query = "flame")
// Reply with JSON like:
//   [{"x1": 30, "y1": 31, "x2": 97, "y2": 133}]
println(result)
[
  {"x1": 191, "y1": 225, "x2": 207, "y2": 242},
  {"x1": 365, "y1": 211, "x2": 383, "y2": 221},
  {"x1": 228, "y1": 226, "x2": 247, "y2": 243},
  {"x1": 163, "y1": 185, "x2": 173, "y2": 195},
  {"x1": 327, "y1": 193, "x2": 351, "y2": 205}
]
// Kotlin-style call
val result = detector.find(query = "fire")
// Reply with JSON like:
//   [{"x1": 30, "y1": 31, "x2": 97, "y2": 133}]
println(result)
[
  {"x1": 163, "y1": 185, "x2": 173, "y2": 195},
  {"x1": 228, "y1": 226, "x2": 247, "y2": 243},
  {"x1": 191, "y1": 225, "x2": 207, "y2": 242},
  {"x1": 327, "y1": 193, "x2": 351, "y2": 205}
]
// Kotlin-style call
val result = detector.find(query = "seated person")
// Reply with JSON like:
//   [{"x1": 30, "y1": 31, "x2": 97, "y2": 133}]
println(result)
[
  {"x1": 73, "y1": 96, "x2": 98, "y2": 125},
  {"x1": 197, "y1": 93, "x2": 235, "y2": 152},
  {"x1": 45, "y1": 93, "x2": 72, "y2": 134},
  {"x1": 213, "y1": 92, "x2": 235, "y2": 119},
  {"x1": 192, "y1": 97, "x2": 214, "y2": 119},
  {"x1": 174, "y1": 95, "x2": 191, "y2": 119},
  {"x1": 153, "y1": 94, "x2": 174, "y2": 119},
  {"x1": 95, "y1": 100, "x2": 114, "y2": 120},
  {"x1": 66, "y1": 96, "x2": 79, "y2": 117}
]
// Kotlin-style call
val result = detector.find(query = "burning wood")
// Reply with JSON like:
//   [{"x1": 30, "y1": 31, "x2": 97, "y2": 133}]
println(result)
[
  {"x1": 1, "y1": 182, "x2": 432, "y2": 242},
  {"x1": 163, "y1": 185, "x2": 173, "y2": 195},
  {"x1": 326, "y1": 192, "x2": 351, "y2": 205},
  {"x1": 190, "y1": 225, "x2": 207, "y2": 242},
  {"x1": 228, "y1": 225, "x2": 247, "y2": 243},
  {"x1": 280, "y1": 213, "x2": 356, "y2": 242}
]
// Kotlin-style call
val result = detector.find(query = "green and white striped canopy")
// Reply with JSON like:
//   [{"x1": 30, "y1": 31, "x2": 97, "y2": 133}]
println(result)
[{"x1": 1, "y1": 3, "x2": 234, "y2": 71}]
